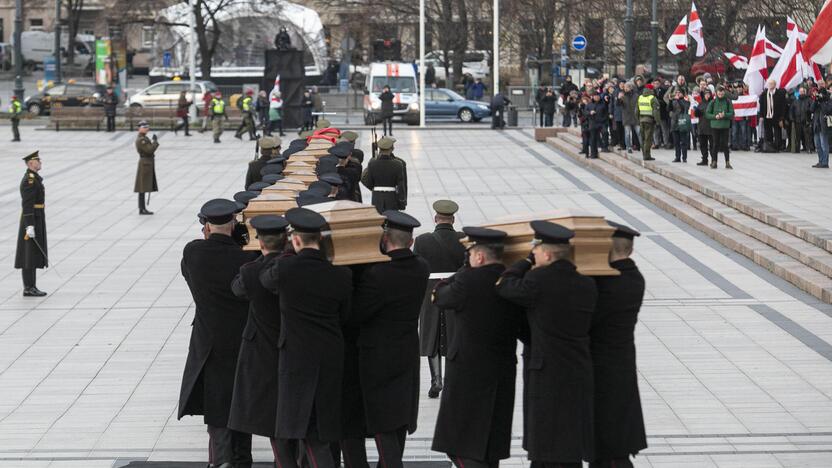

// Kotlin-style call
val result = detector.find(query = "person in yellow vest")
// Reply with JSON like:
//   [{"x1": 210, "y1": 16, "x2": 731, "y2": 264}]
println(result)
[
  {"x1": 211, "y1": 91, "x2": 228, "y2": 144},
  {"x1": 10, "y1": 95, "x2": 23, "y2": 142},
  {"x1": 637, "y1": 84, "x2": 660, "y2": 161},
  {"x1": 235, "y1": 89, "x2": 256, "y2": 141}
]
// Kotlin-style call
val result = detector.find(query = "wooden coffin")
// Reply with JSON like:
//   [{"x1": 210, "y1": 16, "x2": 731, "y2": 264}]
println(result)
[
  {"x1": 241, "y1": 194, "x2": 298, "y2": 251},
  {"x1": 477, "y1": 210, "x2": 619, "y2": 276},
  {"x1": 282, "y1": 169, "x2": 318, "y2": 184},
  {"x1": 262, "y1": 180, "x2": 306, "y2": 197},
  {"x1": 305, "y1": 200, "x2": 390, "y2": 265},
  {"x1": 284, "y1": 161, "x2": 314, "y2": 172},
  {"x1": 287, "y1": 154, "x2": 319, "y2": 163},
  {"x1": 294, "y1": 147, "x2": 332, "y2": 159}
]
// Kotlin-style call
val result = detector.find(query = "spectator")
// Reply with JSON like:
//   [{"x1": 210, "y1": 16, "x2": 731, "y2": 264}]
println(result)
[
  {"x1": 585, "y1": 91, "x2": 608, "y2": 159},
  {"x1": 613, "y1": 88, "x2": 625, "y2": 150},
  {"x1": 621, "y1": 82, "x2": 640, "y2": 153},
  {"x1": 174, "y1": 90, "x2": 193, "y2": 136},
  {"x1": 255, "y1": 90, "x2": 269, "y2": 133},
  {"x1": 104, "y1": 87, "x2": 118, "y2": 133},
  {"x1": 425, "y1": 63, "x2": 436, "y2": 87},
  {"x1": 670, "y1": 89, "x2": 691, "y2": 163},
  {"x1": 268, "y1": 91, "x2": 284, "y2": 137},
  {"x1": 379, "y1": 85, "x2": 395, "y2": 136},
  {"x1": 301, "y1": 90, "x2": 314, "y2": 131},
  {"x1": 695, "y1": 88, "x2": 714, "y2": 166},
  {"x1": 705, "y1": 85, "x2": 734, "y2": 169},
  {"x1": 201, "y1": 90, "x2": 213, "y2": 134},
  {"x1": 665, "y1": 74, "x2": 690, "y2": 105},
  {"x1": 790, "y1": 86, "x2": 814, "y2": 153},
  {"x1": 471, "y1": 78, "x2": 487, "y2": 101},
  {"x1": 311, "y1": 86, "x2": 323, "y2": 127},
  {"x1": 578, "y1": 95, "x2": 591, "y2": 154},
  {"x1": 541, "y1": 88, "x2": 556, "y2": 127},
  {"x1": 730, "y1": 83, "x2": 750, "y2": 151},
  {"x1": 562, "y1": 91, "x2": 578, "y2": 127},
  {"x1": 652, "y1": 78, "x2": 672, "y2": 150},
  {"x1": 560, "y1": 75, "x2": 578, "y2": 100},
  {"x1": 535, "y1": 84, "x2": 547, "y2": 127},
  {"x1": 811, "y1": 87, "x2": 831, "y2": 168},
  {"x1": 758, "y1": 79, "x2": 788, "y2": 152}
]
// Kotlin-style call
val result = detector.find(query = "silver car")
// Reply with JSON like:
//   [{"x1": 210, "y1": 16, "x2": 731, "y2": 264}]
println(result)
[{"x1": 126, "y1": 80, "x2": 218, "y2": 113}]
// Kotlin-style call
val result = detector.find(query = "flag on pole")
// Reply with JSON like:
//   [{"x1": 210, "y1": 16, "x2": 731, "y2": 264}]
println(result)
[
  {"x1": 724, "y1": 52, "x2": 749, "y2": 69},
  {"x1": 786, "y1": 16, "x2": 809, "y2": 42},
  {"x1": 270, "y1": 75, "x2": 283, "y2": 108},
  {"x1": 688, "y1": 2, "x2": 707, "y2": 57},
  {"x1": 743, "y1": 25, "x2": 769, "y2": 96},
  {"x1": 732, "y1": 95, "x2": 759, "y2": 118},
  {"x1": 763, "y1": 26, "x2": 784, "y2": 58},
  {"x1": 689, "y1": 94, "x2": 700, "y2": 124},
  {"x1": 666, "y1": 15, "x2": 688, "y2": 55},
  {"x1": 770, "y1": 34, "x2": 808, "y2": 90},
  {"x1": 804, "y1": 0, "x2": 832, "y2": 65}
]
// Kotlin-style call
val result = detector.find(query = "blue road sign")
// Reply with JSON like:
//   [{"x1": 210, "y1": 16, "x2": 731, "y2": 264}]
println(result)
[{"x1": 571, "y1": 35, "x2": 587, "y2": 51}]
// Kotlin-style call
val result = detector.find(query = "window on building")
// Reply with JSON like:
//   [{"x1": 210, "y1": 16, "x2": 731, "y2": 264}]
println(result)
[
  {"x1": 30, "y1": 19, "x2": 44, "y2": 31},
  {"x1": 141, "y1": 26, "x2": 154, "y2": 48}
]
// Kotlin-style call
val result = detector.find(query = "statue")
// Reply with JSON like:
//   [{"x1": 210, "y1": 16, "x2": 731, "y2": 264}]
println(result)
[{"x1": 274, "y1": 27, "x2": 292, "y2": 51}]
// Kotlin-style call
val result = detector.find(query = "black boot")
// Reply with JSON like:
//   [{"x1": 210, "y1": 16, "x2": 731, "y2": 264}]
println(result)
[
  {"x1": 139, "y1": 193, "x2": 154, "y2": 215},
  {"x1": 428, "y1": 355, "x2": 443, "y2": 398},
  {"x1": 23, "y1": 287, "x2": 47, "y2": 297}
]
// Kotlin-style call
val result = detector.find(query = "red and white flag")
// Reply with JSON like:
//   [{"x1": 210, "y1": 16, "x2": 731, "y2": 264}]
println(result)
[
  {"x1": 689, "y1": 95, "x2": 700, "y2": 124},
  {"x1": 770, "y1": 34, "x2": 808, "y2": 90},
  {"x1": 804, "y1": 0, "x2": 832, "y2": 65},
  {"x1": 688, "y1": 2, "x2": 706, "y2": 57},
  {"x1": 270, "y1": 75, "x2": 282, "y2": 107},
  {"x1": 724, "y1": 52, "x2": 749, "y2": 69},
  {"x1": 763, "y1": 26, "x2": 784, "y2": 58},
  {"x1": 744, "y1": 25, "x2": 769, "y2": 96},
  {"x1": 787, "y1": 16, "x2": 809, "y2": 42},
  {"x1": 666, "y1": 15, "x2": 688, "y2": 55},
  {"x1": 732, "y1": 95, "x2": 759, "y2": 118}
]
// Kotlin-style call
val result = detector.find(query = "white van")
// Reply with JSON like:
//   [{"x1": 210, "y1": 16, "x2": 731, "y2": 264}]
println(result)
[
  {"x1": 13, "y1": 31, "x2": 93, "y2": 68},
  {"x1": 363, "y1": 62, "x2": 420, "y2": 125}
]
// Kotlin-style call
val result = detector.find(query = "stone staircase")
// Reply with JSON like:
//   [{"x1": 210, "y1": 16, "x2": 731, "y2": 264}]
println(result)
[{"x1": 544, "y1": 128, "x2": 832, "y2": 303}]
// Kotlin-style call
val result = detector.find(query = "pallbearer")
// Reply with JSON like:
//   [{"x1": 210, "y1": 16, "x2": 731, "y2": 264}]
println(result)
[
  {"x1": 589, "y1": 222, "x2": 647, "y2": 468},
  {"x1": 431, "y1": 227, "x2": 523, "y2": 468},
  {"x1": 496, "y1": 221, "x2": 597, "y2": 468},
  {"x1": 178, "y1": 199, "x2": 258, "y2": 468},
  {"x1": 15, "y1": 151, "x2": 48, "y2": 297},
  {"x1": 245, "y1": 135, "x2": 280, "y2": 189},
  {"x1": 414, "y1": 200, "x2": 466, "y2": 398},
  {"x1": 342, "y1": 210, "x2": 429, "y2": 468}
]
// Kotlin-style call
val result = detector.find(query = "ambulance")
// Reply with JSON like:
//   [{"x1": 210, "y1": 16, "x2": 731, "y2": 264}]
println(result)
[{"x1": 363, "y1": 62, "x2": 420, "y2": 125}]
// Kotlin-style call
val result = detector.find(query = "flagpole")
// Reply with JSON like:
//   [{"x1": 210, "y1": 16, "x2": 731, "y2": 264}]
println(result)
[
  {"x1": 624, "y1": 0, "x2": 634, "y2": 77},
  {"x1": 650, "y1": 0, "x2": 658, "y2": 77}
]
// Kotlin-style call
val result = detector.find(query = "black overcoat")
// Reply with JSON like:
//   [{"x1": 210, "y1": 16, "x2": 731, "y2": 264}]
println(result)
[
  {"x1": 178, "y1": 234, "x2": 257, "y2": 427},
  {"x1": 227, "y1": 251, "x2": 285, "y2": 437},
  {"x1": 245, "y1": 155, "x2": 271, "y2": 190},
  {"x1": 413, "y1": 224, "x2": 466, "y2": 356},
  {"x1": 260, "y1": 248, "x2": 352, "y2": 441},
  {"x1": 14, "y1": 169, "x2": 47, "y2": 269},
  {"x1": 351, "y1": 249, "x2": 429, "y2": 434},
  {"x1": 361, "y1": 155, "x2": 405, "y2": 213},
  {"x1": 431, "y1": 263, "x2": 522, "y2": 461},
  {"x1": 591, "y1": 258, "x2": 648, "y2": 458},
  {"x1": 496, "y1": 259, "x2": 598, "y2": 463}
]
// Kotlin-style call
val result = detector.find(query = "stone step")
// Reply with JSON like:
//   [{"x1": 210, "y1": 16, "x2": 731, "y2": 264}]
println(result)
[
  {"x1": 546, "y1": 134, "x2": 832, "y2": 304},
  {"x1": 560, "y1": 127, "x2": 832, "y2": 256}
]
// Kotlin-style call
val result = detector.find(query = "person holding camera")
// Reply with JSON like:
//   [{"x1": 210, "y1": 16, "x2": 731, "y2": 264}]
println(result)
[
  {"x1": 134, "y1": 121, "x2": 159, "y2": 215},
  {"x1": 811, "y1": 87, "x2": 832, "y2": 168}
]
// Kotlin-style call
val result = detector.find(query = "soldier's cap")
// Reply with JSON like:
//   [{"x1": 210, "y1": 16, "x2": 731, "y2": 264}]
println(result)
[
  {"x1": 286, "y1": 207, "x2": 327, "y2": 231},
  {"x1": 259, "y1": 136, "x2": 279, "y2": 149},
  {"x1": 316, "y1": 159, "x2": 338, "y2": 175},
  {"x1": 197, "y1": 212, "x2": 207, "y2": 226},
  {"x1": 316, "y1": 118, "x2": 332, "y2": 129},
  {"x1": 463, "y1": 226, "x2": 507, "y2": 247},
  {"x1": 298, "y1": 130, "x2": 314, "y2": 138},
  {"x1": 283, "y1": 147, "x2": 304, "y2": 158},
  {"x1": 307, "y1": 181, "x2": 333, "y2": 197},
  {"x1": 377, "y1": 136, "x2": 396, "y2": 150},
  {"x1": 432, "y1": 199, "x2": 459, "y2": 216},
  {"x1": 247, "y1": 181, "x2": 272, "y2": 192},
  {"x1": 351, "y1": 148, "x2": 365, "y2": 163},
  {"x1": 266, "y1": 156, "x2": 288, "y2": 166},
  {"x1": 383, "y1": 210, "x2": 421, "y2": 233},
  {"x1": 22, "y1": 151, "x2": 40, "y2": 162},
  {"x1": 262, "y1": 174, "x2": 286, "y2": 184},
  {"x1": 200, "y1": 199, "x2": 238, "y2": 224},
  {"x1": 261, "y1": 164, "x2": 284, "y2": 176},
  {"x1": 234, "y1": 202, "x2": 247, "y2": 213},
  {"x1": 319, "y1": 173, "x2": 343, "y2": 186},
  {"x1": 328, "y1": 141, "x2": 354, "y2": 158},
  {"x1": 607, "y1": 220, "x2": 641, "y2": 240},
  {"x1": 340, "y1": 130, "x2": 359, "y2": 142},
  {"x1": 233, "y1": 190, "x2": 259, "y2": 206},
  {"x1": 530, "y1": 220, "x2": 574, "y2": 245},
  {"x1": 137, "y1": 120, "x2": 150, "y2": 129},
  {"x1": 250, "y1": 214, "x2": 289, "y2": 235},
  {"x1": 295, "y1": 191, "x2": 330, "y2": 207},
  {"x1": 289, "y1": 138, "x2": 308, "y2": 148}
]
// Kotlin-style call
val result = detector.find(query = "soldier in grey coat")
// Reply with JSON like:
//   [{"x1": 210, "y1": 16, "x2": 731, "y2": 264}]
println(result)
[{"x1": 134, "y1": 121, "x2": 158, "y2": 215}]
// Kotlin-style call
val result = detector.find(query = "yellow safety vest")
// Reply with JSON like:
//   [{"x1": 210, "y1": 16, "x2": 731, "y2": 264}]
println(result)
[
  {"x1": 212, "y1": 98, "x2": 225, "y2": 115},
  {"x1": 637, "y1": 95, "x2": 655, "y2": 117},
  {"x1": 9, "y1": 100, "x2": 22, "y2": 115},
  {"x1": 242, "y1": 96, "x2": 252, "y2": 112}
]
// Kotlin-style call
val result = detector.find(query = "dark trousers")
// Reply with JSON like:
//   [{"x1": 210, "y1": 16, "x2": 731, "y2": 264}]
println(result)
[
  {"x1": 492, "y1": 107, "x2": 505, "y2": 129},
  {"x1": 711, "y1": 128, "x2": 731, "y2": 163},
  {"x1": 382, "y1": 117, "x2": 393, "y2": 136},
  {"x1": 699, "y1": 134, "x2": 711, "y2": 162},
  {"x1": 207, "y1": 425, "x2": 252, "y2": 467},
  {"x1": 374, "y1": 427, "x2": 407, "y2": 468},
  {"x1": 538, "y1": 107, "x2": 545, "y2": 127},
  {"x1": 588, "y1": 126, "x2": 601, "y2": 157},
  {"x1": 236, "y1": 115, "x2": 255, "y2": 139},
  {"x1": 450, "y1": 455, "x2": 498, "y2": 468},
  {"x1": 269, "y1": 119, "x2": 284, "y2": 136},
  {"x1": 175, "y1": 115, "x2": 190, "y2": 135},
  {"x1": 795, "y1": 121, "x2": 814, "y2": 152},
  {"x1": 138, "y1": 193, "x2": 148, "y2": 212},
  {"x1": 22, "y1": 268, "x2": 36, "y2": 288},
  {"x1": 544, "y1": 112, "x2": 554, "y2": 127},
  {"x1": 531, "y1": 463, "x2": 581, "y2": 468},
  {"x1": 764, "y1": 118, "x2": 782, "y2": 151},
  {"x1": 589, "y1": 459, "x2": 635, "y2": 468},
  {"x1": 106, "y1": 116, "x2": 116, "y2": 132},
  {"x1": 341, "y1": 438, "x2": 369, "y2": 468},
  {"x1": 274, "y1": 437, "x2": 334, "y2": 468},
  {"x1": 673, "y1": 129, "x2": 689, "y2": 161},
  {"x1": 12, "y1": 117, "x2": 20, "y2": 140}
]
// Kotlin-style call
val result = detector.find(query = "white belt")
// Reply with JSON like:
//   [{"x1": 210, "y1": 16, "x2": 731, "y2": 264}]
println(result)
[
  {"x1": 429, "y1": 272, "x2": 455, "y2": 280},
  {"x1": 373, "y1": 186, "x2": 396, "y2": 192}
]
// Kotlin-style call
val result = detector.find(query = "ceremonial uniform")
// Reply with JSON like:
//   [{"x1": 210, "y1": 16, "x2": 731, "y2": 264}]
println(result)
[
  {"x1": 178, "y1": 199, "x2": 258, "y2": 468},
  {"x1": 341, "y1": 130, "x2": 366, "y2": 202},
  {"x1": 245, "y1": 136, "x2": 279, "y2": 189},
  {"x1": 496, "y1": 222, "x2": 598, "y2": 466},
  {"x1": 10, "y1": 96, "x2": 22, "y2": 141},
  {"x1": 431, "y1": 227, "x2": 523, "y2": 467},
  {"x1": 361, "y1": 137, "x2": 406, "y2": 213},
  {"x1": 134, "y1": 122, "x2": 159, "y2": 215},
  {"x1": 15, "y1": 152, "x2": 47, "y2": 296}
]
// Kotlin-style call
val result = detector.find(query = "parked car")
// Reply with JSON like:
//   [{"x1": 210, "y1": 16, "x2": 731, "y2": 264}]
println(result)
[
  {"x1": 126, "y1": 80, "x2": 218, "y2": 114},
  {"x1": 425, "y1": 87, "x2": 491, "y2": 122},
  {"x1": 24, "y1": 82, "x2": 107, "y2": 115}
]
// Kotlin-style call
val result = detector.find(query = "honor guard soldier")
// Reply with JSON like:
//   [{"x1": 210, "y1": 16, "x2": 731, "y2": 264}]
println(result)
[
  {"x1": 341, "y1": 211, "x2": 430, "y2": 468},
  {"x1": 413, "y1": 200, "x2": 466, "y2": 398},
  {"x1": 134, "y1": 121, "x2": 158, "y2": 215},
  {"x1": 339, "y1": 131, "x2": 365, "y2": 202},
  {"x1": 178, "y1": 199, "x2": 258, "y2": 468},
  {"x1": 319, "y1": 173, "x2": 348, "y2": 200},
  {"x1": 328, "y1": 142, "x2": 361, "y2": 202},
  {"x1": 211, "y1": 91, "x2": 228, "y2": 143},
  {"x1": 361, "y1": 137, "x2": 406, "y2": 213},
  {"x1": 245, "y1": 135, "x2": 280, "y2": 189},
  {"x1": 15, "y1": 151, "x2": 47, "y2": 297},
  {"x1": 228, "y1": 215, "x2": 291, "y2": 463},
  {"x1": 259, "y1": 208, "x2": 353, "y2": 468},
  {"x1": 431, "y1": 227, "x2": 523, "y2": 468},
  {"x1": 10, "y1": 95, "x2": 23, "y2": 142},
  {"x1": 496, "y1": 221, "x2": 598, "y2": 468},
  {"x1": 235, "y1": 90, "x2": 257, "y2": 141},
  {"x1": 589, "y1": 222, "x2": 647, "y2": 468}
]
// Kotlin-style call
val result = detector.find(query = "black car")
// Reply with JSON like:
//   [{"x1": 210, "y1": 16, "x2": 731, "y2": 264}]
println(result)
[{"x1": 24, "y1": 82, "x2": 107, "y2": 115}]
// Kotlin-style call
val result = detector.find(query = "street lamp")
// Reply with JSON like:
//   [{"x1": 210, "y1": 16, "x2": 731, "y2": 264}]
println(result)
[
  {"x1": 419, "y1": 0, "x2": 425, "y2": 127},
  {"x1": 650, "y1": 0, "x2": 658, "y2": 78},
  {"x1": 624, "y1": 0, "x2": 634, "y2": 77},
  {"x1": 13, "y1": 0, "x2": 24, "y2": 100},
  {"x1": 54, "y1": 0, "x2": 62, "y2": 84},
  {"x1": 189, "y1": 0, "x2": 197, "y2": 120},
  {"x1": 493, "y1": 0, "x2": 499, "y2": 96}
]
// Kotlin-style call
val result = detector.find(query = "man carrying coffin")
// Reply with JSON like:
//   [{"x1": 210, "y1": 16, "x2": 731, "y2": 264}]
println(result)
[{"x1": 431, "y1": 227, "x2": 524, "y2": 468}]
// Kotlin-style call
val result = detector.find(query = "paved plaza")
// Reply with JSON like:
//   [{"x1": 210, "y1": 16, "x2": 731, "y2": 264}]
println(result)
[{"x1": 0, "y1": 126, "x2": 831, "y2": 467}]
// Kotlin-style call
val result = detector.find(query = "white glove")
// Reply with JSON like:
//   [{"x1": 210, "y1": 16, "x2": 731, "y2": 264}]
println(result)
[{"x1": 26, "y1": 225, "x2": 35, "y2": 239}]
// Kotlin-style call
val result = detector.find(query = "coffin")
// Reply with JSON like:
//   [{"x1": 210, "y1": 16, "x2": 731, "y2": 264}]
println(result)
[
  {"x1": 475, "y1": 210, "x2": 619, "y2": 276},
  {"x1": 305, "y1": 200, "x2": 390, "y2": 265},
  {"x1": 262, "y1": 180, "x2": 307, "y2": 197},
  {"x1": 241, "y1": 194, "x2": 298, "y2": 251},
  {"x1": 282, "y1": 169, "x2": 318, "y2": 184},
  {"x1": 284, "y1": 161, "x2": 314, "y2": 172},
  {"x1": 294, "y1": 147, "x2": 332, "y2": 159},
  {"x1": 287, "y1": 154, "x2": 319, "y2": 163}
]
